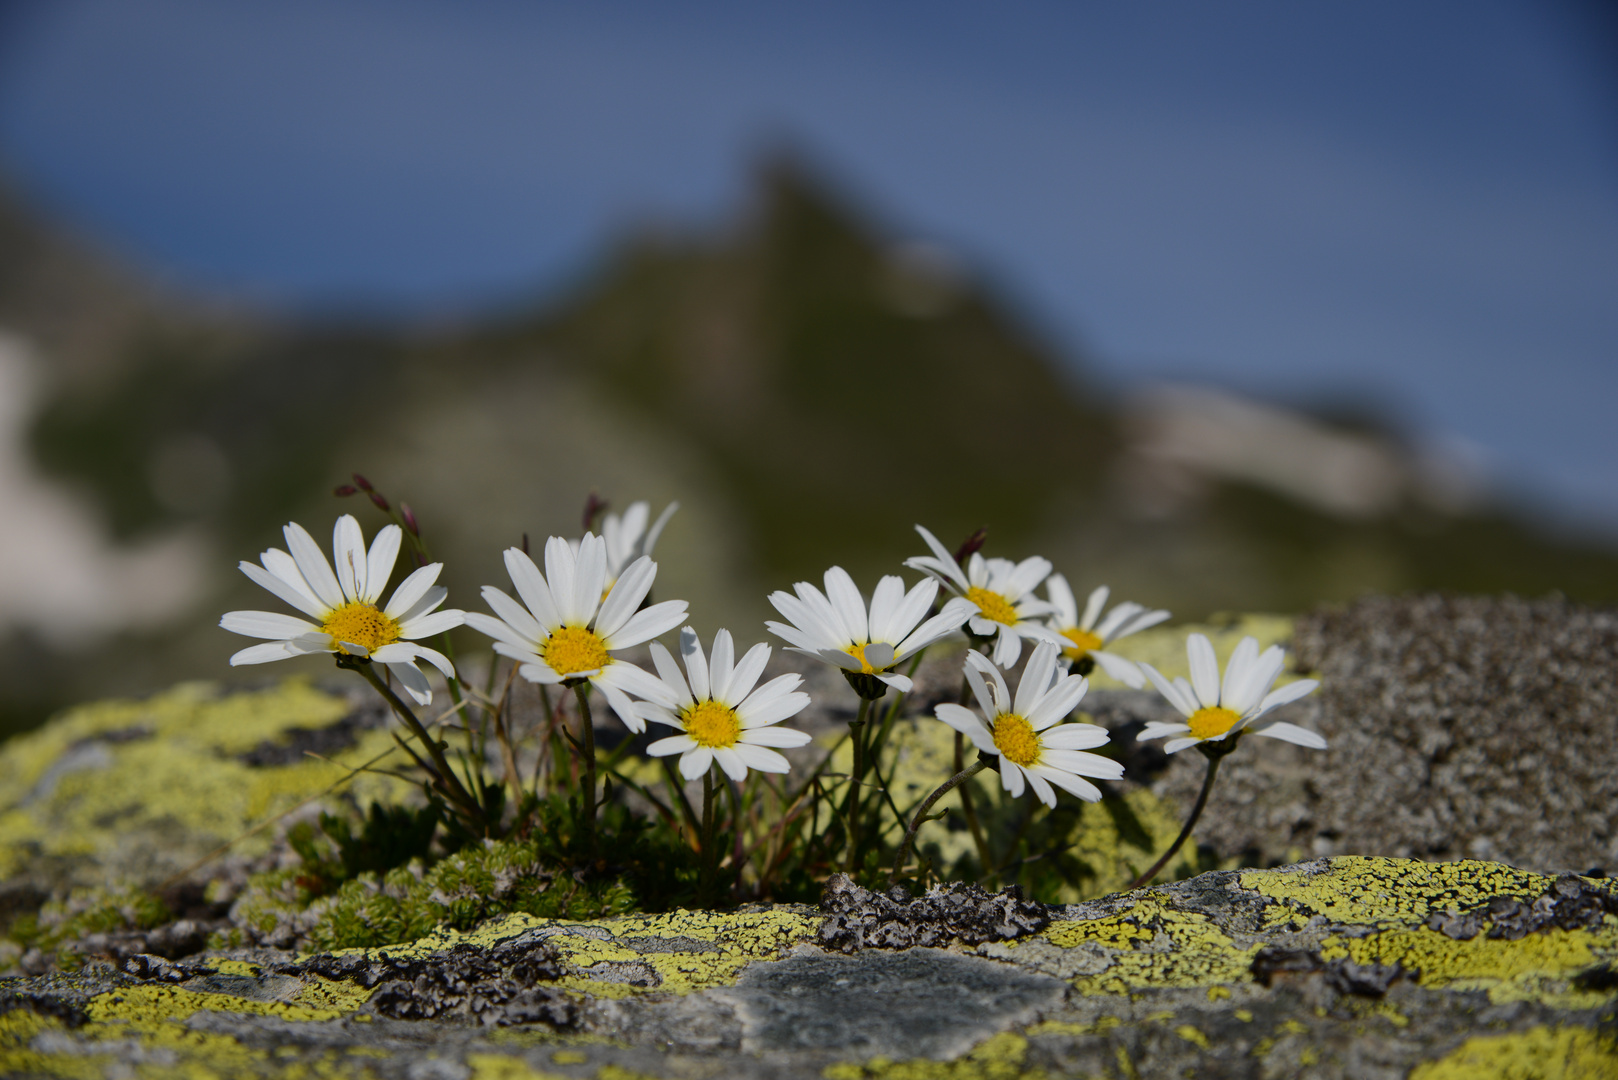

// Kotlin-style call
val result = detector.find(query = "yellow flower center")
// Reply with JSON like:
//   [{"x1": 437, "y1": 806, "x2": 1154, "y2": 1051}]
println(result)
[
  {"x1": 1060, "y1": 627, "x2": 1104, "y2": 661},
  {"x1": 683, "y1": 699, "x2": 742, "y2": 749},
  {"x1": 843, "y1": 641, "x2": 888, "y2": 674},
  {"x1": 966, "y1": 586, "x2": 1019, "y2": 626},
  {"x1": 1187, "y1": 706, "x2": 1242, "y2": 740},
  {"x1": 992, "y1": 712, "x2": 1042, "y2": 768},
  {"x1": 543, "y1": 626, "x2": 612, "y2": 677},
  {"x1": 321, "y1": 602, "x2": 401, "y2": 655}
]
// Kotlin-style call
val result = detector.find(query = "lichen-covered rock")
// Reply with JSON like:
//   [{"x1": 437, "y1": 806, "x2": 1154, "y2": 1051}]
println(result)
[{"x1": 0, "y1": 856, "x2": 1612, "y2": 1078}]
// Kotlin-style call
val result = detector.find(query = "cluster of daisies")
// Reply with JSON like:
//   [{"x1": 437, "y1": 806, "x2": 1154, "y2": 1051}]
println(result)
[{"x1": 222, "y1": 508, "x2": 1326, "y2": 814}]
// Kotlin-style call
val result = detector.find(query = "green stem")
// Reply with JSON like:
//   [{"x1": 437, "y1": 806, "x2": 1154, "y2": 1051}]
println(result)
[
  {"x1": 891, "y1": 760, "x2": 987, "y2": 885},
  {"x1": 659, "y1": 759, "x2": 703, "y2": 843},
  {"x1": 844, "y1": 696, "x2": 872, "y2": 873},
  {"x1": 573, "y1": 682, "x2": 598, "y2": 858},
  {"x1": 351, "y1": 659, "x2": 482, "y2": 825},
  {"x1": 1130, "y1": 745, "x2": 1226, "y2": 889},
  {"x1": 700, "y1": 768, "x2": 718, "y2": 906},
  {"x1": 954, "y1": 731, "x2": 992, "y2": 874}
]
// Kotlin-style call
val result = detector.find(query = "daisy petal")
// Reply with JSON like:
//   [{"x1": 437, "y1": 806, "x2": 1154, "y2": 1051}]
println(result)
[
  {"x1": 333, "y1": 515, "x2": 368, "y2": 602},
  {"x1": 384, "y1": 563, "x2": 444, "y2": 620},
  {"x1": 866, "y1": 575, "x2": 907, "y2": 644},
  {"x1": 1079, "y1": 583, "x2": 1108, "y2": 630},
  {"x1": 1033, "y1": 766, "x2": 1103, "y2": 803},
  {"x1": 229, "y1": 641, "x2": 297, "y2": 666},
  {"x1": 647, "y1": 734, "x2": 696, "y2": 757},
  {"x1": 364, "y1": 525, "x2": 402, "y2": 604},
  {"x1": 679, "y1": 746, "x2": 714, "y2": 781},
  {"x1": 739, "y1": 725, "x2": 812, "y2": 748},
  {"x1": 386, "y1": 661, "x2": 433, "y2": 706},
  {"x1": 875, "y1": 672, "x2": 914, "y2": 693},
  {"x1": 283, "y1": 521, "x2": 344, "y2": 609},
  {"x1": 935, "y1": 704, "x2": 995, "y2": 753},
  {"x1": 1044, "y1": 573, "x2": 1078, "y2": 626},
  {"x1": 707, "y1": 629, "x2": 736, "y2": 703},
  {"x1": 220, "y1": 610, "x2": 320, "y2": 640},
  {"x1": 1249, "y1": 720, "x2": 1328, "y2": 749},
  {"x1": 1091, "y1": 650, "x2": 1147, "y2": 689},
  {"x1": 680, "y1": 627, "x2": 710, "y2": 700},
  {"x1": 733, "y1": 743, "x2": 791, "y2": 774},
  {"x1": 726, "y1": 642, "x2": 771, "y2": 704},
  {"x1": 736, "y1": 690, "x2": 811, "y2": 728},
  {"x1": 543, "y1": 536, "x2": 580, "y2": 625},
  {"x1": 1024, "y1": 770, "x2": 1057, "y2": 808},
  {"x1": 1186, "y1": 634, "x2": 1221, "y2": 708},
  {"x1": 1040, "y1": 723, "x2": 1111, "y2": 750},
  {"x1": 1000, "y1": 760, "x2": 1027, "y2": 798},
  {"x1": 606, "y1": 600, "x2": 689, "y2": 649},
  {"x1": 1253, "y1": 678, "x2": 1319, "y2": 718},
  {"x1": 648, "y1": 642, "x2": 693, "y2": 707},
  {"x1": 504, "y1": 548, "x2": 562, "y2": 631},
  {"x1": 239, "y1": 561, "x2": 326, "y2": 619},
  {"x1": 595, "y1": 556, "x2": 655, "y2": 639},
  {"x1": 713, "y1": 747, "x2": 750, "y2": 782},
  {"x1": 398, "y1": 609, "x2": 464, "y2": 640},
  {"x1": 1163, "y1": 736, "x2": 1202, "y2": 755}
]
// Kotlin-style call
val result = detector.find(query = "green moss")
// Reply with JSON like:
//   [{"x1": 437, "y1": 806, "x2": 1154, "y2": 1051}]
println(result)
[
  {"x1": 8, "y1": 882, "x2": 169, "y2": 958},
  {"x1": 237, "y1": 838, "x2": 641, "y2": 952}
]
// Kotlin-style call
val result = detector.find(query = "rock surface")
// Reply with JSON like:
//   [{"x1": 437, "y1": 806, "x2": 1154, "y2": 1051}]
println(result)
[
  {"x1": 2, "y1": 595, "x2": 1618, "y2": 1076},
  {"x1": 1, "y1": 857, "x2": 1614, "y2": 1077}
]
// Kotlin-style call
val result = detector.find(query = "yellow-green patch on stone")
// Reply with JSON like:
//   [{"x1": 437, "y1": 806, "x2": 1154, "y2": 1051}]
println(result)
[
  {"x1": 1409, "y1": 1026, "x2": 1618, "y2": 1080},
  {"x1": 0, "y1": 680, "x2": 412, "y2": 885},
  {"x1": 1241, "y1": 857, "x2": 1567, "y2": 929},
  {"x1": 822, "y1": 1031, "x2": 1043, "y2": 1079}
]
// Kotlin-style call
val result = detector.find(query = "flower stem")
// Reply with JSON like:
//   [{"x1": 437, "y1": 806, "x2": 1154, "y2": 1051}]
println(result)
[
  {"x1": 573, "y1": 681, "x2": 598, "y2": 859},
  {"x1": 843, "y1": 696, "x2": 871, "y2": 873},
  {"x1": 349, "y1": 659, "x2": 483, "y2": 827},
  {"x1": 891, "y1": 760, "x2": 987, "y2": 885},
  {"x1": 699, "y1": 768, "x2": 718, "y2": 906},
  {"x1": 1130, "y1": 743, "x2": 1228, "y2": 889}
]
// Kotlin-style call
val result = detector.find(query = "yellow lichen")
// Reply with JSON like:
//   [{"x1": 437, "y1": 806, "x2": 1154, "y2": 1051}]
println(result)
[
  {"x1": 304, "y1": 906, "x2": 817, "y2": 999},
  {"x1": 1174, "y1": 1025, "x2": 1210, "y2": 1049},
  {"x1": 1409, "y1": 1026, "x2": 1618, "y2": 1080},
  {"x1": 823, "y1": 1032, "x2": 1043, "y2": 1079},
  {"x1": 467, "y1": 1054, "x2": 569, "y2": 1080},
  {"x1": 1242, "y1": 857, "x2": 1566, "y2": 929},
  {"x1": 1038, "y1": 896, "x2": 1259, "y2": 995},
  {"x1": 0, "y1": 680, "x2": 411, "y2": 883},
  {"x1": 1320, "y1": 925, "x2": 1615, "y2": 1006}
]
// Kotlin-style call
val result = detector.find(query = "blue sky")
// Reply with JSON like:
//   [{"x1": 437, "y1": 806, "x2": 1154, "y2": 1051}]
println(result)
[{"x1": 1, "y1": 1, "x2": 1615, "y2": 529}]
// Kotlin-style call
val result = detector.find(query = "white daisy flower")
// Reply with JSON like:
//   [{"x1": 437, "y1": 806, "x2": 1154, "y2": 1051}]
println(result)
[
  {"x1": 221, "y1": 515, "x2": 463, "y2": 706},
  {"x1": 573, "y1": 499, "x2": 679, "y2": 591},
  {"x1": 765, "y1": 567, "x2": 978, "y2": 698},
  {"x1": 1044, "y1": 575, "x2": 1171, "y2": 689},
  {"x1": 462, "y1": 533, "x2": 687, "y2": 732},
  {"x1": 1136, "y1": 633, "x2": 1325, "y2": 754},
  {"x1": 905, "y1": 524, "x2": 1063, "y2": 668},
  {"x1": 935, "y1": 640, "x2": 1123, "y2": 806},
  {"x1": 634, "y1": 627, "x2": 813, "y2": 781}
]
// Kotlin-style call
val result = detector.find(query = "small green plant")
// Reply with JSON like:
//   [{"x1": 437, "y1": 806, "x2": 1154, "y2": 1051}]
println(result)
[
  {"x1": 8, "y1": 885, "x2": 170, "y2": 961},
  {"x1": 288, "y1": 801, "x2": 443, "y2": 896},
  {"x1": 215, "y1": 479, "x2": 1329, "y2": 930}
]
